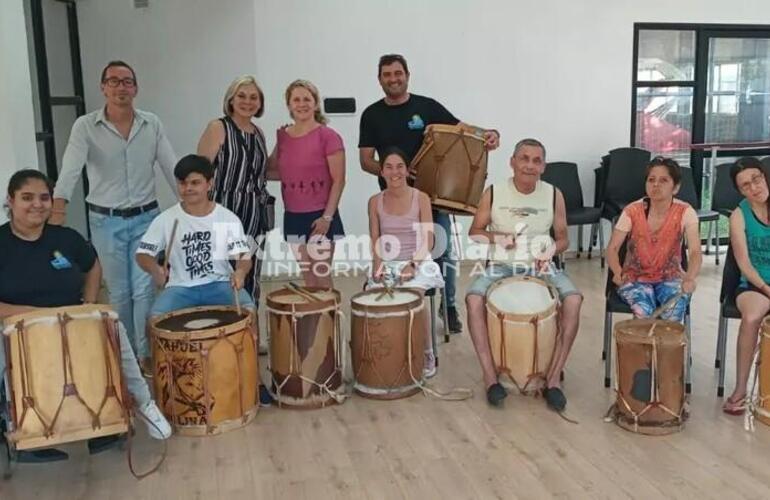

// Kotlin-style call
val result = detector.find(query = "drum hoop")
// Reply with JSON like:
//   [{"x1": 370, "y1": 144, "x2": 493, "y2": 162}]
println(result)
[
  {"x1": 613, "y1": 318, "x2": 686, "y2": 345},
  {"x1": 150, "y1": 305, "x2": 251, "y2": 340},
  {"x1": 424, "y1": 123, "x2": 486, "y2": 140},
  {"x1": 485, "y1": 276, "x2": 557, "y2": 321},
  {"x1": 350, "y1": 288, "x2": 424, "y2": 315},
  {"x1": 266, "y1": 288, "x2": 341, "y2": 314},
  {"x1": 2, "y1": 305, "x2": 118, "y2": 336}
]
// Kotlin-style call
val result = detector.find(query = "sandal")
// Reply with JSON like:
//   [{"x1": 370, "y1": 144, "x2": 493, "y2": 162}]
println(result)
[{"x1": 722, "y1": 395, "x2": 747, "y2": 416}]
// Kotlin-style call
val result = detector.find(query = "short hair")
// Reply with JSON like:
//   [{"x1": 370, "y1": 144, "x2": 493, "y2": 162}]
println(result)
[
  {"x1": 7, "y1": 169, "x2": 54, "y2": 198},
  {"x1": 285, "y1": 79, "x2": 327, "y2": 125},
  {"x1": 223, "y1": 75, "x2": 265, "y2": 118},
  {"x1": 100, "y1": 60, "x2": 137, "y2": 84},
  {"x1": 378, "y1": 147, "x2": 409, "y2": 169},
  {"x1": 378, "y1": 54, "x2": 409, "y2": 77},
  {"x1": 174, "y1": 154, "x2": 215, "y2": 181},
  {"x1": 513, "y1": 138, "x2": 546, "y2": 159},
  {"x1": 730, "y1": 156, "x2": 766, "y2": 190},
  {"x1": 647, "y1": 156, "x2": 682, "y2": 185}
]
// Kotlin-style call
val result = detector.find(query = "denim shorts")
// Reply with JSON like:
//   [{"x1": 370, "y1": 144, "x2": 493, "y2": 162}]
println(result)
[{"x1": 465, "y1": 262, "x2": 582, "y2": 301}]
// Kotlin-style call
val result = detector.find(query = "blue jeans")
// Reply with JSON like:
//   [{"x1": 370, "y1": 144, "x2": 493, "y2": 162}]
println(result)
[
  {"x1": 433, "y1": 211, "x2": 457, "y2": 307},
  {"x1": 89, "y1": 208, "x2": 158, "y2": 359},
  {"x1": 151, "y1": 281, "x2": 255, "y2": 317},
  {"x1": 1, "y1": 320, "x2": 151, "y2": 418}
]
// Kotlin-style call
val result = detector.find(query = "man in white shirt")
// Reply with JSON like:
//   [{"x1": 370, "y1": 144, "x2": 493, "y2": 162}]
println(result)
[
  {"x1": 51, "y1": 61, "x2": 178, "y2": 370},
  {"x1": 136, "y1": 155, "x2": 253, "y2": 317}
]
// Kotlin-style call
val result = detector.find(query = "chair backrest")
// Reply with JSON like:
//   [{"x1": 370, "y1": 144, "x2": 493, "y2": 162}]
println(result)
[
  {"x1": 720, "y1": 244, "x2": 742, "y2": 304},
  {"x1": 762, "y1": 156, "x2": 770, "y2": 172},
  {"x1": 543, "y1": 162, "x2": 584, "y2": 211},
  {"x1": 604, "y1": 147, "x2": 651, "y2": 215},
  {"x1": 675, "y1": 167, "x2": 699, "y2": 208},
  {"x1": 712, "y1": 162, "x2": 743, "y2": 213}
]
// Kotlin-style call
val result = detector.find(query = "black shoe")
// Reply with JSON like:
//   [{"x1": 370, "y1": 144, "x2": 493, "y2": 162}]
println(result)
[
  {"x1": 259, "y1": 384, "x2": 274, "y2": 407},
  {"x1": 543, "y1": 387, "x2": 567, "y2": 412},
  {"x1": 16, "y1": 448, "x2": 69, "y2": 463},
  {"x1": 87, "y1": 434, "x2": 125, "y2": 455},
  {"x1": 446, "y1": 306, "x2": 462, "y2": 334},
  {"x1": 486, "y1": 383, "x2": 508, "y2": 407}
]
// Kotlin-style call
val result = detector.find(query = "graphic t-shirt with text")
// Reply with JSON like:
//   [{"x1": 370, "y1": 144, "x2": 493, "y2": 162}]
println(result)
[{"x1": 136, "y1": 203, "x2": 249, "y2": 288}]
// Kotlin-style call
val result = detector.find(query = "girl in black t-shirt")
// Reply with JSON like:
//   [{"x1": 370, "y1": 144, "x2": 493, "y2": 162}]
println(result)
[{"x1": 0, "y1": 170, "x2": 171, "y2": 462}]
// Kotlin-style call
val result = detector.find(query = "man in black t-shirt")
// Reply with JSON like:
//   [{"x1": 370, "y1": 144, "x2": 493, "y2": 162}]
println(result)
[{"x1": 359, "y1": 54, "x2": 500, "y2": 334}]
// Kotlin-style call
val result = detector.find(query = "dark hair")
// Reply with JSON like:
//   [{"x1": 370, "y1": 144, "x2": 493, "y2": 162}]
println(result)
[
  {"x1": 730, "y1": 156, "x2": 766, "y2": 189},
  {"x1": 647, "y1": 156, "x2": 682, "y2": 185},
  {"x1": 7, "y1": 169, "x2": 54, "y2": 198},
  {"x1": 379, "y1": 147, "x2": 410, "y2": 169},
  {"x1": 100, "y1": 60, "x2": 137, "y2": 84},
  {"x1": 174, "y1": 154, "x2": 215, "y2": 181},
  {"x1": 378, "y1": 54, "x2": 409, "y2": 77}
]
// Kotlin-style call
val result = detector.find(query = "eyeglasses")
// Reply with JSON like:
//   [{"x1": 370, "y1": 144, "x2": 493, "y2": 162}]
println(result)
[
  {"x1": 738, "y1": 173, "x2": 766, "y2": 192},
  {"x1": 103, "y1": 77, "x2": 136, "y2": 88}
]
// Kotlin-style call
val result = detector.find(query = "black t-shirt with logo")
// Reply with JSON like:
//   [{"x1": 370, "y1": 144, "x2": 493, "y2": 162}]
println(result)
[
  {"x1": 0, "y1": 223, "x2": 96, "y2": 308},
  {"x1": 359, "y1": 93, "x2": 459, "y2": 190}
]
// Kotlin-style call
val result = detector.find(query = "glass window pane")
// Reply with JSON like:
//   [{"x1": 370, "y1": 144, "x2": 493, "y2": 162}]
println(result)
[
  {"x1": 637, "y1": 30, "x2": 696, "y2": 81},
  {"x1": 705, "y1": 38, "x2": 770, "y2": 143},
  {"x1": 635, "y1": 87, "x2": 693, "y2": 165}
]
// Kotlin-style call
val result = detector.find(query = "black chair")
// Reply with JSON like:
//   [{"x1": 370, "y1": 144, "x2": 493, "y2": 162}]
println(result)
[
  {"x1": 600, "y1": 147, "x2": 651, "y2": 222},
  {"x1": 602, "y1": 240, "x2": 692, "y2": 392},
  {"x1": 715, "y1": 245, "x2": 742, "y2": 397},
  {"x1": 677, "y1": 167, "x2": 720, "y2": 261},
  {"x1": 542, "y1": 162, "x2": 604, "y2": 265},
  {"x1": 761, "y1": 156, "x2": 770, "y2": 171},
  {"x1": 710, "y1": 162, "x2": 743, "y2": 264}
]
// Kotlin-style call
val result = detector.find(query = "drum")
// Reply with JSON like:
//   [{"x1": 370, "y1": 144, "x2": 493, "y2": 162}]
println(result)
[
  {"x1": 266, "y1": 287, "x2": 344, "y2": 409},
  {"x1": 485, "y1": 276, "x2": 558, "y2": 394},
  {"x1": 753, "y1": 320, "x2": 770, "y2": 426},
  {"x1": 2, "y1": 305, "x2": 129, "y2": 450},
  {"x1": 351, "y1": 288, "x2": 425, "y2": 400},
  {"x1": 410, "y1": 123, "x2": 488, "y2": 215},
  {"x1": 612, "y1": 319, "x2": 687, "y2": 435},
  {"x1": 150, "y1": 306, "x2": 258, "y2": 436}
]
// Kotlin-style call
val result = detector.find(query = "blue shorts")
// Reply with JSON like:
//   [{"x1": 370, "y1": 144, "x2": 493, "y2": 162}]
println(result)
[
  {"x1": 465, "y1": 262, "x2": 582, "y2": 301},
  {"x1": 283, "y1": 209, "x2": 345, "y2": 244}
]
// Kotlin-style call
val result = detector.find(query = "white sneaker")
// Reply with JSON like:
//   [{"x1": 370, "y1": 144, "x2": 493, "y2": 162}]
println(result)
[
  {"x1": 423, "y1": 351, "x2": 437, "y2": 379},
  {"x1": 138, "y1": 400, "x2": 172, "y2": 440}
]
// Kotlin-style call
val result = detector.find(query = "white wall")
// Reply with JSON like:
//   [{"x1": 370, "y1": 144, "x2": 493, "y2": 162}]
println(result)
[
  {"x1": 0, "y1": 0, "x2": 39, "y2": 224},
  {"x1": 72, "y1": 0, "x2": 770, "y2": 268}
]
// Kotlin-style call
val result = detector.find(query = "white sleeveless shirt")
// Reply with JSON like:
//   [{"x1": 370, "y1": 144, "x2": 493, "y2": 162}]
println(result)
[{"x1": 489, "y1": 178, "x2": 554, "y2": 266}]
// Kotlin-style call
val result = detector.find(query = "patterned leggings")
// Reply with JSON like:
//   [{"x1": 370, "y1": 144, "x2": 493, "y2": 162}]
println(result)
[{"x1": 616, "y1": 280, "x2": 689, "y2": 323}]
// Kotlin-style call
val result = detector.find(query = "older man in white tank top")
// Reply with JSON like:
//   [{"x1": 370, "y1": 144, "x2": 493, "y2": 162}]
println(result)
[{"x1": 465, "y1": 139, "x2": 583, "y2": 411}]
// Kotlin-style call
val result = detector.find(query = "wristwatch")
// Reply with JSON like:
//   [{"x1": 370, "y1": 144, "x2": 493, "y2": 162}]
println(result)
[{"x1": 322, "y1": 214, "x2": 333, "y2": 222}]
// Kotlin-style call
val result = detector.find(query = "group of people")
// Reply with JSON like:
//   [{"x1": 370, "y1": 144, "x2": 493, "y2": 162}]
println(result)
[{"x1": 1, "y1": 53, "x2": 769, "y2": 463}]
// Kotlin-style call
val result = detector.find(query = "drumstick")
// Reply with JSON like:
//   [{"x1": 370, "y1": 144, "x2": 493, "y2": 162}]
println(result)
[
  {"x1": 650, "y1": 291, "x2": 686, "y2": 321},
  {"x1": 233, "y1": 283, "x2": 242, "y2": 316},
  {"x1": 161, "y1": 219, "x2": 179, "y2": 288}
]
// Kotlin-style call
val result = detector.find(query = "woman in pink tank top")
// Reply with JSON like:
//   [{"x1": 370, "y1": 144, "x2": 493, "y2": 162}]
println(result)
[{"x1": 367, "y1": 148, "x2": 444, "y2": 377}]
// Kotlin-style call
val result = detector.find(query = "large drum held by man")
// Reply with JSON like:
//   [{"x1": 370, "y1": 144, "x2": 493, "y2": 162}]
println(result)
[
  {"x1": 612, "y1": 318, "x2": 687, "y2": 435},
  {"x1": 410, "y1": 123, "x2": 488, "y2": 215},
  {"x1": 266, "y1": 287, "x2": 344, "y2": 409},
  {"x1": 350, "y1": 288, "x2": 425, "y2": 400},
  {"x1": 485, "y1": 276, "x2": 558, "y2": 394},
  {"x1": 151, "y1": 306, "x2": 258, "y2": 436},
  {"x1": 2, "y1": 305, "x2": 129, "y2": 450}
]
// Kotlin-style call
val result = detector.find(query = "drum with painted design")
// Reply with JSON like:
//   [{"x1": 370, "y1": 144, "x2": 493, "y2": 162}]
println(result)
[
  {"x1": 350, "y1": 288, "x2": 425, "y2": 400},
  {"x1": 150, "y1": 306, "x2": 258, "y2": 436},
  {"x1": 612, "y1": 319, "x2": 687, "y2": 435},
  {"x1": 485, "y1": 276, "x2": 558, "y2": 394},
  {"x1": 266, "y1": 287, "x2": 344, "y2": 409},
  {"x1": 2, "y1": 304, "x2": 129, "y2": 450}
]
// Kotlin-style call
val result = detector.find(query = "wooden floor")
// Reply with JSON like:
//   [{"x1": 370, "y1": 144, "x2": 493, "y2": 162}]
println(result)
[{"x1": 3, "y1": 255, "x2": 770, "y2": 499}]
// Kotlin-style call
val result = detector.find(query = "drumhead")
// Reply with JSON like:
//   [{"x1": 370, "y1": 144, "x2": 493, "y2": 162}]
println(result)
[
  {"x1": 487, "y1": 278, "x2": 554, "y2": 315},
  {"x1": 155, "y1": 309, "x2": 244, "y2": 332},
  {"x1": 270, "y1": 289, "x2": 337, "y2": 305},
  {"x1": 353, "y1": 289, "x2": 418, "y2": 307}
]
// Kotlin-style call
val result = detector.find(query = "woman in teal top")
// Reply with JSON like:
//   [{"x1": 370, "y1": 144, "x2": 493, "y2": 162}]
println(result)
[{"x1": 724, "y1": 157, "x2": 770, "y2": 415}]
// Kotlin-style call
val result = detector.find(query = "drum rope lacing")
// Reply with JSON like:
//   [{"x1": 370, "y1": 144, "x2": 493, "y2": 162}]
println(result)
[
  {"x1": 424, "y1": 128, "x2": 485, "y2": 211},
  {"x1": 268, "y1": 298, "x2": 348, "y2": 406},
  {"x1": 605, "y1": 325, "x2": 687, "y2": 431},
  {"x1": 744, "y1": 339, "x2": 766, "y2": 432},
  {"x1": 355, "y1": 301, "x2": 472, "y2": 401}
]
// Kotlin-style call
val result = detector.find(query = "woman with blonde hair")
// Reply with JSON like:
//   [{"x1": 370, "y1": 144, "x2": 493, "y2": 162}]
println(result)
[
  {"x1": 267, "y1": 79, "x2": 346, "y2": 288},
  {"x1": 198, "y1": 75, "x2": 270, "y2": 305}
]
